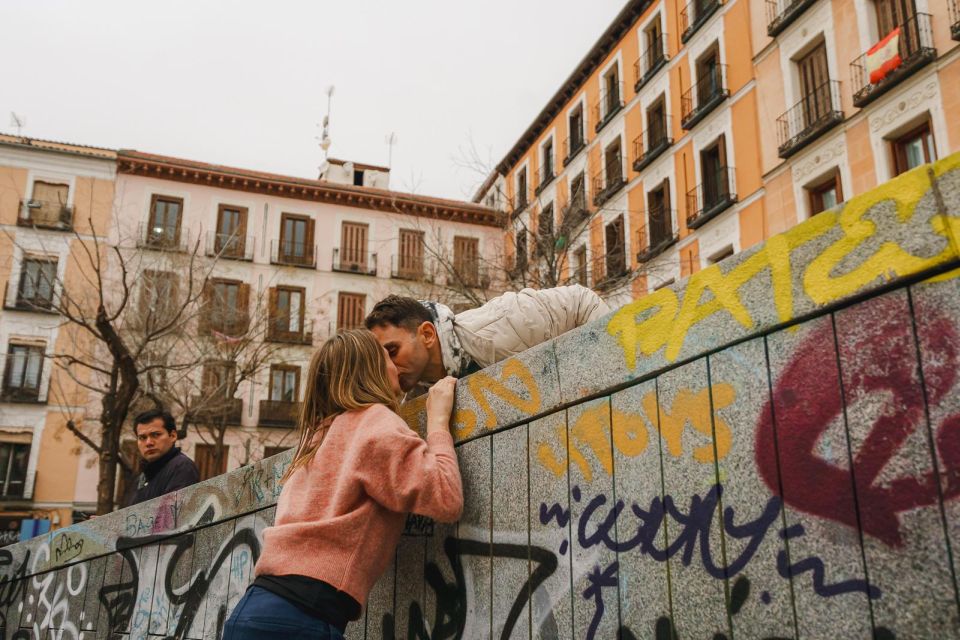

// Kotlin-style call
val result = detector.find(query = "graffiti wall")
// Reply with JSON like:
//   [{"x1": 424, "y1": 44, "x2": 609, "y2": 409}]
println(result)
[{"x1": 0, "y1": 155, "x2": 958, "y2": 639}]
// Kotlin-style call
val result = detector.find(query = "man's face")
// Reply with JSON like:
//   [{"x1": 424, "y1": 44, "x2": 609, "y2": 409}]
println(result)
[
  {"x1": 135, "y1": 418, "x2": 177, "y2": 463},
  {"x1": 370, "y1": 323, "x2": 430, "y2": 392}
]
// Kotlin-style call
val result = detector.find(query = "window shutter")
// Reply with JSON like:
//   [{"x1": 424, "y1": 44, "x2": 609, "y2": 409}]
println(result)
[{"x1": 237, "y1": 283, "x2": 251, "y2": 334}]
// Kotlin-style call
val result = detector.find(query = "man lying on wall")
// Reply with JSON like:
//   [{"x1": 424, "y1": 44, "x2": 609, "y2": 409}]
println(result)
[{"x1": 365, "y1": 286, "x2": 609, "y2": 397}]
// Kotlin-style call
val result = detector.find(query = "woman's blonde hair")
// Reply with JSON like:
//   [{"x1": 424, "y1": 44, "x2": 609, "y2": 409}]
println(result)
[{"x1": 281, "y1": 329, "x2": 399, "y2": 483}]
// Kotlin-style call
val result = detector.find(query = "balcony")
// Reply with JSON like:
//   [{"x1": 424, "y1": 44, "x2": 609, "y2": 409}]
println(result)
[
  {"x1": 391, "y1": 255, "x2": 435, "y2": 282},
  {"x1": 258, "y1": 400, "x2": 301, "y2": 428},
  {"x1": 332, "y1": 249, "x2": 377, "y2": 276},
  {"x1": 686, "y1": 166, "x2": 737, "y2": 229},
  {"x1": 594, "y1": 83, "x2": 625, "y2": 133},
  {"x1": 138, "y1": 222, "x2": 192, "y2": 253},
  {"x1": 266, "y1": 319, "x2": 313, "y2": 345},
  {"x1": 535, "y1": 163, "x2": 556, "y2": 196},
  {"x1": 634, "y1": 33, "x2": 670, "y2": 92},
  {"x1": 452, "y1": 264, "x2": 490, "y2": 289},
  {"x1": 952, "y1": 0, "x2": 960, "y2": 40},
  {"x1": 206, "y1": 231, "x2": 254, "y2": 261},
  {"x1": 201, "y1": 308, "x2": 250, "y2": 337},
  {"x1": 681, "y1": 65, "x2": 729, "y2": 130},
  {"x1": 632, "y1": 119, "x2": 674, "y2": 173},
  {"x1": 563, "y1": 134, "x2": 586, "y2": 166},
  {"x1": 851, "y1": 13, "x2": 936, "y2": 108},
  {"x1": 561, "y1": 194, "x2": 590, "y2": 234},
  {"x1": 681, "y1": 0, "x2": 724, "y2": 42},
  {"x1": 592, "y1": 160, "x2": 626, "y2": 207},
  {"x1": 189, "y1": 397, "x2": 243, "y2": 425},
  {"x1": 271, "y1": 239, "x2": 317, "y2": 268},
  {"x1": 776, "y1": 81, "x2": 844, "y2": 158},
  {"x1": 17, "y1": 200, "x2": 73, "y2": 231},
  {"x1": 636, "y1": 210, "x2": 679, "y2": 262},
  {"x1": 510, "y1": 194, "x2": 529, "y2": 219},
  {"x1": 765, "y1": 0, "x2": 818, "y2": 36}
]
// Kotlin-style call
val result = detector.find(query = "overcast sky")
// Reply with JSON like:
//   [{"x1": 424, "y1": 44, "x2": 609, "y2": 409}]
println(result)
[{"x1": 1, "y1": 1, "x2": 626, "y2": 201}]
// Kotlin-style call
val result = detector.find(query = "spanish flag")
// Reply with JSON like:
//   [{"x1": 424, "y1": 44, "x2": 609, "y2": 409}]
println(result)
[{"x1": 866, "y1": 27, "x2": 902, "y2": 84}]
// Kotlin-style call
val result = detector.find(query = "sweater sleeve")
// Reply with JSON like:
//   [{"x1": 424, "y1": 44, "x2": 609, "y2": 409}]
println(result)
[{"x1": 355, "y1": 411, "x2": 464, "y2": 523}]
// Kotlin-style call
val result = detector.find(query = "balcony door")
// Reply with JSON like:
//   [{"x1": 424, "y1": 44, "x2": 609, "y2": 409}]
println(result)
[
  {"x1": 876, "y1": 0, "x2": 916, "y2": 36},
  {"x1": 398, "y1": 229, "x2": 424, "y2": 278},
  {"x1": 604, "y1": 140, "x2": 622, "y2": 188},
  {"x1": 269, "y1": 365, "x2": 299, "y2": 402},
  {"x1": 148, "y1": 195, "x2": 183, "y2": 247},
  {"x1": 337, "y1": 292, "x2": 366, "y2": 332},
  {"x1": 798, "y1": 42, "x2": 830, "y2": 128},
  {"x1": 647, "y1": 181, "x2": 672, "y2": 247},
  {"x1": 604, "y1": 215, "x2": 626, "y2": 278},
  {"x1": 280, "y1": 214, "x2": 313, "y2": 262},
  {"x1": 454, "y1": 236, "x2": 480, "y2": 285},
  {"x1": 604, "y1": 67, "x2": 620, "y2": 115},
  {"x1": 341, "y1": 222, "x2": 368, "y2": 270},
  {"x1": 647, "y1": 99, "x2": 668, "y2": 149},
  {"x1": 701, "y1": 135, "x2": 728, "y2": 210},
  {"x1": 696, "y1": 47, "x2": 721, "y2": 105},
  {"x1": 216, "y1": 205, "x2": 247, "y2": 257}
]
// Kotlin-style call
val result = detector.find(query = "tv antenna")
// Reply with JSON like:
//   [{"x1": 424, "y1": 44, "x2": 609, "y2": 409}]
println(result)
[
  {"x1": 318, "y1": 85, "x2": 335, "y2": 158},
  {"x1": 9, "y1": 112, "x2": 26, "y2": 137},
  {"x1": 385, "y1": 132, "x2": 397, "y2": 169}
]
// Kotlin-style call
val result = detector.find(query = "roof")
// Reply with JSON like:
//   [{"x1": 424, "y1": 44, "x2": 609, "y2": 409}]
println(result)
[
  {"x1": 0, "y1": 132, "x2": 117, "y2": 160},
  {"x1": 117, "y1": 150, "x2": 503, "y2": 228},
  {"x1": 327, "y1": 157, "x2": 391, "y2": 173},
  {"x1": 492, "y1": 0, "x2": 651, "y2": 177}
]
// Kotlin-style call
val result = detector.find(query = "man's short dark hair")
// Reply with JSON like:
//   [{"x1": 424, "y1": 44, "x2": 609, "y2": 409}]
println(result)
[
  {"x1": 365, "y1": 295, "x2": 433, "y2": 333},
  {"x1": 133, "y1": 409, "x2": 177, "y2": 434}
]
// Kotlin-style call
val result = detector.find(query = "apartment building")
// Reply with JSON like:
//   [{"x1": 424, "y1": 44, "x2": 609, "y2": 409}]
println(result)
[
  {"x1": 0, "y1": 135, "x2": 500, "y2": 530},
  {"x1": 477, "y1": 0, "x2": 960, "y2": 304}
]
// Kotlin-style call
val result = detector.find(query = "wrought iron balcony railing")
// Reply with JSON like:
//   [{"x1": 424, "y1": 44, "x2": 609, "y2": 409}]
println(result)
[
  {"x1": 632, "y1": 118, "x2": 673, "y2": 173},
  {"x1": 270, "y1": 239, "x2": 317, "y2": 268},
  {"x1": 563, "y1": 134, "x2": 586, "y2": 166},
  {"x1": 851, "y1": 13, "x2": 936, "y2": 108},
  {"x1": 206, "y1": 231, "x2": 254, "y2": 261},
  {"x1": 594, "y1": 83, "x2": 625, "y2": 133},
  {"x1": 201, "y1": 307, "x2": 250, "y2": 337},
  {"x1": 266, "y1": 318, "x2": 314, "y2": 345},
  {"x1": 561, "y1": 192, "x2": 590, "y2": 233},
  {"x1": 686, "y1": 166, "x2": 737, "y2": 229},
  {"x1": 634, "y1": 32, "x2": 670, "y2": 92},
  {"x1": 189, "y1": 397, "x2": 243, "y2": 425},
  {"x1": 452, "y1": 263, "x2": 490, "y2": 289},
  {"x1": 592, "y1": 158, "x2": 626, "y2": 207},
  {"x1": 636, "y1": 209, "x2": 678, "y2": 262},
  {"x1": 535, "y1": 163, "x2": 556, "y2": 195},
  {"x1": 258, "y1": 400, "x2": 302, "y2": 428},
  {"x1": 765, "y1": 0, "x2": 818, "y2": 36},
  {"x1": 18, "y1": 200, "x2": 73, "y2": 231},
  {"x1": 391, "y1": 255, "x2": 436, "y2": 282},
  {"x1": 681, "y1": 0, "x2": 724, "y2": 42},
  {"x1": 332, "y1": 249, "x2": 377, "y2": 276},
  {"x1": 776, "y1": 80, "x2": 844, "y2": 158},
  {"x1": 951, "y1": 0, "x2": 960, "y2": 40},
  {"x1": 138, "y1": 222, "x2": 193, "y2": 253},
  {"x1": 681, "y1": 64, "x2": 729, "y2": 130},
  {"x1": 510, "y1": 193, "x2": 529, "y2": 218}
]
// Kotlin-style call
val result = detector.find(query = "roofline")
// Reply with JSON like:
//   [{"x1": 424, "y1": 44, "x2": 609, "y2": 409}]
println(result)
[
  {"x1": 0, "y1": 132, "x2": 117, "y2": 160},
  {"x1": 326, "y1": 157, "x2": 391, "y2": 173},
  {"x1": 117, "y1": 150, "x2": 503, "y2": 228},
  {"x1": 472, "y1": 169, "x2": 500, "y2": 203},
  {"x1": 493, "y1": 0, "x2": 651, "y2": 176}
]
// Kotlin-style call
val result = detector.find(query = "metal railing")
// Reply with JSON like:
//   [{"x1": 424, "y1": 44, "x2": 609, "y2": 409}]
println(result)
[
  {"x1": 138, "y1": 222, "x2": 193, "y2": 253},
  {"x1": 391, "y1": 255, "x2": 436, "y2": 282},
  {"x1": 765, "y1": 0, "x2": 818, "y2": 36},
  {"x1": 686, "y1": 166, "x2": 737, "y2": 229},
  {"x1": 189, "y1": 397, "x2": 243, "y2": 425},
  {"x1": 536, "y1": 162, "x2": 556, "y2": 195},
  {"x1": 594, "y1": 82, "x2": 625, "y2": 132},
  {"x1": 776, "y1": 80, "x2": 844, "y2": 158},
  {"x1": 270, "y1": 239, "x2": 317, "y2": 268},
  {"x1": 951, "y1": 0, "x2": 960, "y2": 40},
  {"x1": 681, "y1": 64, "x2": 729, "y2": 129},
  {"x1": 634, "y1": 32, "x2": 670, "y2": 91},
  {"x1": 636, "y1": 209, "x2": 679, "y2": 262},
  {"x1": 561, "y1": 189, "x2": 590, "y2": 232},
  {"x1": 258, "y1": 400, "x2": 302, "y2": 428},
  {"x1": 851, "y1": 13, "x2": 936, "y2": 107},
  {"x1": 266, "y1": 318, "x2": 314, "y2": 345},
  {"x1": 332, "y1": 249, "x2": 377, "y2": 276},
  {"x1": 451, "y1": 263, "x2": 489, "y2": 289},
  {"x1": 201, "y1": 307, "x2": 250, "y2": 337},
  {"x1": 681, "y1": 0, "x2": 724, "y2": 42},
  {"x1": 206, "y1": 231, "x2": 254, "y2": 261},
  {"x1": 511, "y1": 193, "x2": 529, "y2": 217},
  {"x1": 17, "y1": 200, "x2": 73, "y2": 231},
  {"x1": 592, "y1": 155, "x2": 626, "y2": 207},
  {"x1": 563, "y1": 133, "x2": 586, "y2": 165},
  {"x1": 632, "y1": 116, "x2": 673, "y2": 172}
]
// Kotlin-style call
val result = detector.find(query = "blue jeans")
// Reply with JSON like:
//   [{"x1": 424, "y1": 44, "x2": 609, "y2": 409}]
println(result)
[{"x1": 222, "y1": 585, "x2": 346, "y2": 640}]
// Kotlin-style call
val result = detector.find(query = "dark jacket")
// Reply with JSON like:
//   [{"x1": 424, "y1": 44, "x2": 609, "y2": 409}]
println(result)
[{"x1": 123, "y1": 446, "x2": 200, "y2": 508}]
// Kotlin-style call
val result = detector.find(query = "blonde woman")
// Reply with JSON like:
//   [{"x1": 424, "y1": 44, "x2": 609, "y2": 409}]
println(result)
[{"x1": 223, "y1": 329, "x2": 463, "y2": 639}]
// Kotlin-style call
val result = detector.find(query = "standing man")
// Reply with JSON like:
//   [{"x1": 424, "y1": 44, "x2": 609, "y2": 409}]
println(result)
[
  {"x1": 122, "y1": 409, "x2": 200, "y2": 508},
  {"x1": 365, "y1": 285, "x2": 609, "y2": 395}
]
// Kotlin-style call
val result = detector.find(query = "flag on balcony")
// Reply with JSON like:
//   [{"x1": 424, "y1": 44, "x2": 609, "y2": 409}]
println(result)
[
  {"x1": 866, "y1": 27, "x2": 902, "y2": 84},
  {"x1": 212, "y1": 329, "x2": 243, "y2": 344}
]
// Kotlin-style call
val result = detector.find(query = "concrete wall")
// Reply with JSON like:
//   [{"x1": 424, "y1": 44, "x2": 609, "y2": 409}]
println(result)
[{"x1": 0, "y1": 152, "x2": 958, "y2": 639}]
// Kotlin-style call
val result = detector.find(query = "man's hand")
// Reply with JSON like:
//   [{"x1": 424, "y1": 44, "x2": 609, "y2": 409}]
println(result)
[{"x1": 426, "y1": 376, "x2": 457, "y2": 435}]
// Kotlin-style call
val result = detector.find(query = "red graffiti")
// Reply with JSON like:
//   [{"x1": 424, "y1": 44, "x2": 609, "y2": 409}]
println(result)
[{"x1": 756, "y1": 293, "x2": 960, "y2": 547}]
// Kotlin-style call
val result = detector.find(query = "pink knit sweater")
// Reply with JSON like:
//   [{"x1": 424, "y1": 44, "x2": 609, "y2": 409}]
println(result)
[{"x1": 254, "y1": 403, "x2": 463, "y2": 605}]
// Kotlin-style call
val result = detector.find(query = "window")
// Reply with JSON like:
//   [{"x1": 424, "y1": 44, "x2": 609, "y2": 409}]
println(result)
[
  {"x1": 205, "y1": 280, "x2": 249, "y2": 335},
  {"x1": 3, "y1": 344, "x2": 44, "y2": 402},
  {"x1": 892, "y1": 121, "x2": 936, "y2": 175},
  {"x1": 269, "y1": 365, "x2": 300, "y2": 402},
  {"x1": 516, "y1": 169, "x2": 528, "y2": 210},
  {"x1": 397, "y1": 229, "x2": 425, "y2": 279},
  {"x1": 644, "y1": 17, "x2": 665, "y2": 73},
  {"x1": 202, "y1": 361, "x2": 236, "y2": 398},
  {"x1": 696, "y1": 46, "x2": 722, "y2": 106},
  {"x1": 353, "y1": 169, "x2": 365, "y2": 186},
  {"x1": 797, "y1": 42, "x2": 831, "y2": 128},
  {"x1": 647, "y1": 98, "x2": 669, "y2": 148},
  {"x1": 28, "y1": 181, "x2": 70, "y2": 227},
  {"x1": 514, "y1": 230, "x2": 528, "y2": 274},
  {"x1": 337, "y1": 292, "x2": 366, "y2": 331},
  {"x1": 574, "y1": 245, "x2": 588, "y2": 285},
  {"x1": 604, "y1": 66, "x2": 621, "y2": 117},
  {"x1": 0, "y1": 443, "x2": 30, "y2": 498},
  {"x1": 147, "y1": 195, "x2": 183, "y2": 248},
  {"x1": 17, "y1": 258, "x2": 57, "y2": 310},
  {"x1": 269, "y1": 286, "x2": 305, "y2": 339},
  {"x1": 140, "y1": 270, "x2": 179, "y2": 320},
  {"x1": 647, "y1": 180, "x2": 673, "y2": 248},
  {"x1": 876, "y1": 0, "x2": 916, "y2": 36},
  {"x1": 340, "y1": 222, "x2": 369, "y2": 270},
  {"x1": 569, "y1": 106, "x2": 585, "y2": 152},
  {"x1": 604, "y1": 215, "x2": 627, "y2": 279},
  {"x1": 542, "y1": 139, "x2": 555, "y2": 181},
  {"x1": 215, "y1": 205, "x2": 248, "y2": 257},
  {"x1": 570, "y1": 173, "x2": 587, "y2": 215},
  {"x1": 808, "y1": 170, "x2": 844, "y2": 215},
  {"x1": 605, "y1": 140, "x2": 623, "y2": 188},
  {"x1": 454, "y1": 236, "x2": 481, "y2": 286},
  {"x1": 279, "y1": 214, "x2": 315, "y2": 265},
  {"x1": 536, "y1": 204, "x2": 555, "y2": 258},
  {"x1": 700, "y1": 135, "x2": 728, "y2": 209},
  {"x1": 194, "y1": 444, "x2": 228, "y2": 481}
]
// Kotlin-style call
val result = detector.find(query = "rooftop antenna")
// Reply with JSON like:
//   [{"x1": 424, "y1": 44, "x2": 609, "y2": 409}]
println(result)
[
  {"x1": 385, "y1": 132, "x2": 397, "y2": 169},
  {"x1": 9, "y1": 112, "x2": 25, "y2": 137},
  {"x1": 319, "y1": 85, "x2": 334, "y2": 157}
]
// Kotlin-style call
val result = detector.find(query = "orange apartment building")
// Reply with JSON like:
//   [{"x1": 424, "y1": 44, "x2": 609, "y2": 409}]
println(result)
[{"x1": 477, "y1": 0, "x2": 960, "y2": 303}]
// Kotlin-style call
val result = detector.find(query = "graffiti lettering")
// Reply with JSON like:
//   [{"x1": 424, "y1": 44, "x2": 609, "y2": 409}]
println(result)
[
  {"x1": 453, "y1": 360, "x2": 541, "y2": 439},
  {"x1": 52, "y1": 533, "x2": 84, "y2": 564}
]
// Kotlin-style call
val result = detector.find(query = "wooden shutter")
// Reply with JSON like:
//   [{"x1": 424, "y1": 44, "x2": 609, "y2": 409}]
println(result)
[
  {"x1": 195, "y1": 444, "x2": 228, "y2": 481},
  {"x1": 798, "y1": 42, "x2": 829, "y2": 126},
  {"x1": 337, "y1": 293, "x2": 366, "y2": 331},
  {"x1": 200, "y1": 279, "x2": 214, "y2": 334},
  {"x1": 399, "y1": 229, "x2": 424, "y2": 277},
  {"x1": 454, "y1": 236, "x2": 480, "y2": 284},
  {"x1": 605, "y1": 216, "x2": 626, "y2": 277},
  {"x1": 236, "y1": 283, "x2": 251, "y2": 333},
  {"x1": 341, "y1": 222, "x2": 368, "y2": 269}
]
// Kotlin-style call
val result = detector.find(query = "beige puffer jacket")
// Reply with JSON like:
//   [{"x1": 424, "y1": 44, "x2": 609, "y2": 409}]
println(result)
[{"x1": 452, "y1": 285, "x2": 610, "y2": 368}]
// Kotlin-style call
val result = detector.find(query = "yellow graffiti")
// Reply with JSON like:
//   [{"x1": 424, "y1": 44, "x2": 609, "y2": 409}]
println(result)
[
  {"x1": 608, "y1": 169, "x2": 959, "y2": 368},
  {"x1": 536, "y1": 384, "x2": 734, "y2": 481},
  {"x1": 453, "y1": 359, "x2": 542, "y2": 440}
]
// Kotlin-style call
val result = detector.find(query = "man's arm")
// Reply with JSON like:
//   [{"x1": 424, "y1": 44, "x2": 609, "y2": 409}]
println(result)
[{"x1": 516, "y1": 284, "x2": 610, "y2": 334}]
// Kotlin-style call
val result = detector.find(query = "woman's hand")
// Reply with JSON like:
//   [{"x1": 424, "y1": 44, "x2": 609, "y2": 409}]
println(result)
[{"x1": 426, "y1": 376, "x2": 457, "y2": 434}]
